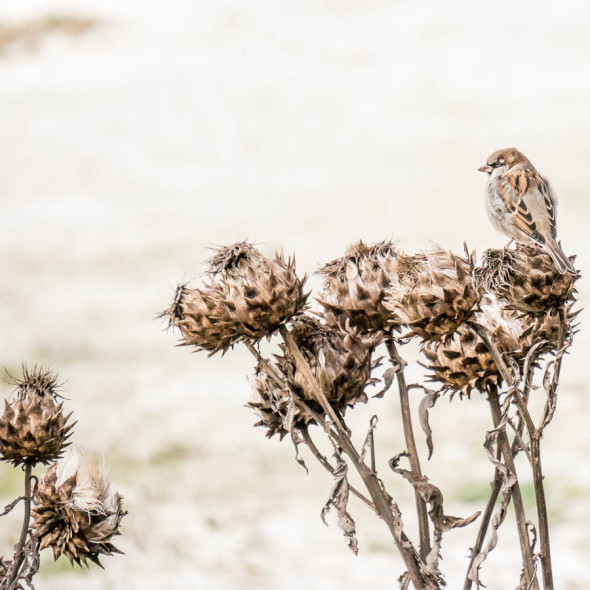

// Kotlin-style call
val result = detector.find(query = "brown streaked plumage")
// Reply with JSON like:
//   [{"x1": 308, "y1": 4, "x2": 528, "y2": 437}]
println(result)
[{"x1": 479, "y1": 147, "x2": 575, "y2": 275}]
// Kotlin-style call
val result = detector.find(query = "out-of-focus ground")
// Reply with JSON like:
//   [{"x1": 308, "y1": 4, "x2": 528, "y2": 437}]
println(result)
[{"x1": 0, "y1": 1, "x2": 589, "y2": 588}]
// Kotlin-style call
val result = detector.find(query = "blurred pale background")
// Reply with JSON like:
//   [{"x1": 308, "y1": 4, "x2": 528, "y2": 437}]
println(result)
[{"x1": 0, "y1": 0, "x2": 589, "y2": 588}]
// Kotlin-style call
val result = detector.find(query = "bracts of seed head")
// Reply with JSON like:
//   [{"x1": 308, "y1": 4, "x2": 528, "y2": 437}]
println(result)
[
  {"x1": 278, "y1": 316, "x2": 379, "y2": 412},
  {"x1": 476, "y1": 244, "x2": 578, "y2": 315},
  {"x1": 247, "y1": 362, "x2": 316, "y2": 440},
  {"x1": 31, "y1": 447, "x2": 126, "y2": 568},
  {"x1": 0, "y1": 366, "x2": 74, "y2": 467},
  {"x1": 247, "y1": 316, "x2": 380, "y2": 438},
  {"x1": 317, "y1": 240, "x2": 400, "y2": 336},
  {"x1": 159, "y1": 241, "x2": 309, "y2": 355},
  {"x1": 421, "y1": 298, "x2": 532, "y2": 399},
  {"x1": 476, "y1": 244, "x2": 580, "y2": 356},
  {"x1": 385, "y1": 246, "x2": 481, "y2": 341}
]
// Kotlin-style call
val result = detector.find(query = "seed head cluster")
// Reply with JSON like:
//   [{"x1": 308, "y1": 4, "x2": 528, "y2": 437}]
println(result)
[{"x1": 164, "y1": 239, "x2": 578, "y2": 421}]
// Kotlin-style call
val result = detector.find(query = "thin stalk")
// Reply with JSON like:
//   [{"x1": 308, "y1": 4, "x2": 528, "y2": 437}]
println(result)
[
  {"x1": 6, "y1": 463, "x2": 32, "y2": 590},
  {"x1": 280, "y1": 326, "x2": 437, "y2": 589},
  {"x1": 463, "y1": 349, "x2": 539, "y2": 590},
  {"x1": 529, "y1": 316, "x2": 568, "y2": 590},
  {"x1": 487, "y1": 386, "x2": 539, "y2": 590},
  {"x1": 386, "y1": 335, "x2": 431, "y2": 561},
  {"x1": 463, "y1": 445, "x2": 503, "y2": 590},
  {"x1": 531, "y1": 435, "x2": 552, "y2": 589},
  {"x1": 470, "y1": 322, "x2": 554, "y2": 589}
]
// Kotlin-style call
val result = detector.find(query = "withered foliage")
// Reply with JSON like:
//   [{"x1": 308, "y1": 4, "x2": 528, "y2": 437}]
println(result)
[{"x1": 162, "y1": 239, "x2": 580, "y2": 590}]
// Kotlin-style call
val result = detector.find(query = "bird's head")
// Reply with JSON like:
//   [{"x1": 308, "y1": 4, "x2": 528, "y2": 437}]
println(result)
[{"x1": 478, "y1": 147, "x2": 527, "y2": 174}]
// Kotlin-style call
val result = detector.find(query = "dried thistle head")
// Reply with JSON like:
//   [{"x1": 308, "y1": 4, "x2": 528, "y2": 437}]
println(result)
[
  {"x1": 421, "y1": 299, "x2": 525, "y2": 397},
  {"x1": 0, "y1": 366, "x2": 74, "y2": 467},
  {"x1": 247, "y1": 363, "x2": 315, "y2": 439},
  {"x1": 160, "y1": 241, "x2": 308, "y2": 355},
  {"x1": 32, "y1": 447, "x2": 125, "y2": 567},
  {"x1": 278, "y1": 316, "x2": 376, "y2": 412},
  {"x1": 318, "y1": 240, "x2": 399, "y2": 334},
  {"x1": 385, "y1": 247, "x2": 480, "y2": 341},
  {"x1": 477, "y1": 245, "x2": 577, "y2": 314}
]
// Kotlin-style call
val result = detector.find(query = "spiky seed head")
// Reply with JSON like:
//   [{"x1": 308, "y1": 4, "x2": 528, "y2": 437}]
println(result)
[
  {"x1": 421, "y1": 299, "x2": 525, "y2": 398},
  {"x1": 32, "y1": 447, "x2": 126, "y2": 567},
  {"x1": 476, "y1": 245, "x2": 577, "y2": 314},
  {"x1": 278, "y1": 316, "x2": 375, "y2": 412},
  {"x1": 318, "y1": 240, "x2": 399, "y2": 334},
  {"x1": 160, "y1": 242, "x2": 308, "y2": 355},
  {"x1": 247, "y1": 363, "x2": 315, "y2": 439},
  {"x1": 385, "y1": 247, "x2": 480, "y2": 341},
  {"x1": 0, "y1": 366, "x2": 74, "y2": 467}
]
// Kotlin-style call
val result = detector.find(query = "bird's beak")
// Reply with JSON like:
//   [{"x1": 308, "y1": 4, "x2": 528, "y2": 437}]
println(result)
[{"x1": 478, "y1": 165, "x2": 493, "y2": 174}]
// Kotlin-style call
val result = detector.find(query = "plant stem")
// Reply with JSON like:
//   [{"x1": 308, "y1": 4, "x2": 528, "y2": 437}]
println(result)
[
  {"x1": 470, "y1": 322, "x2": 555, "y2": 590},
  {"x1": 531, "y1": 434, "x2": 552, "y2": 589},
  {"x1": 280, "y1": 327, "x2": 438, "y2": 589},
  {"x1": 487, "y1": 386, "x2": 539, "y2": 590},
  {"x1": 6, "y1": 463, "x2": 32, "y2": 590},
  {"x1": 386, "y1": 335, "x2": 431, "y2": 561},
  {"x1": 463, "y1": 445, "x2": 502, "y2": 590},
  {"x1": 463, "y1": 351, "x2": 538, "y2": 590}
]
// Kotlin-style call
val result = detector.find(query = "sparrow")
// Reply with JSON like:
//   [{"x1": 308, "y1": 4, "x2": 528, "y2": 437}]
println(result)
[{"x1": 479, "y1": 147, "x2": 575, "y2": 275}]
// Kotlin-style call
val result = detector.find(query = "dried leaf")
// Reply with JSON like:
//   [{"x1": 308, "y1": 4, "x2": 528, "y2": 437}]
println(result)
[
  {"x1": 290, "y1": 426, "x2": 308, "y2": 474},
  {"x1": 390, "y1": 453, "x2": 480, "y2": 533},
  {"x1": 418, "y1": 388, "x2": 439, "y2": 459},
  {"x1": 373, "y1": 367, "x2": 395, "y2": 398},
  {"x1": 321, "y1": 451, "x2": 359, "y2": 555},
  {"x1": 360, "y1": 415, "x2": 378, "y2": 466}
]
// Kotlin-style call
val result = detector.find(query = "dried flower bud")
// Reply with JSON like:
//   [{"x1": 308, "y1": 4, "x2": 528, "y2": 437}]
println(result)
[
  {"x1": 278, "y1": 316, "x2": 376, "y2": 411},
  {"x1": 161, "y1": 242, "x2": 307, "y2": 355},
  {"x1": 476, "y1": 245, "x2": 577, "y2": 314},
  {"x1": 318, "y1": 240, "x2": 399, "y2": 334},
  {"x1": 247, "y1": 363, "x2": 315, "y2": 439},
  {"x1": 421, "y1": 300, "x2": 525, "y2": 397},
  {"x1": 385, "y1": 247, "x2": 480, "y2": 340},
  {"x1": 0, "y1": 366, "x2": 73, "y2": 466},
  {"x1": 32, "y1": 447, "x2": 125, "y2": 567}
]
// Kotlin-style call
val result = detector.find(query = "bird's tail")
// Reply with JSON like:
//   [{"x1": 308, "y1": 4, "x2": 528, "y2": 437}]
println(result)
[{"x1": 544, "y1": 239, "x2": 576, "y2": 275}]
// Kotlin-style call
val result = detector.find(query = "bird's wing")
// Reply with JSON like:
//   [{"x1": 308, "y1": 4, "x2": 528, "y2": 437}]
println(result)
[
  {"x1": 497, "y1": 167, "x2": 546, "y2": 244},
  {"x1": 537, "y1": 176, "x2": 557, "y2": 239}
]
